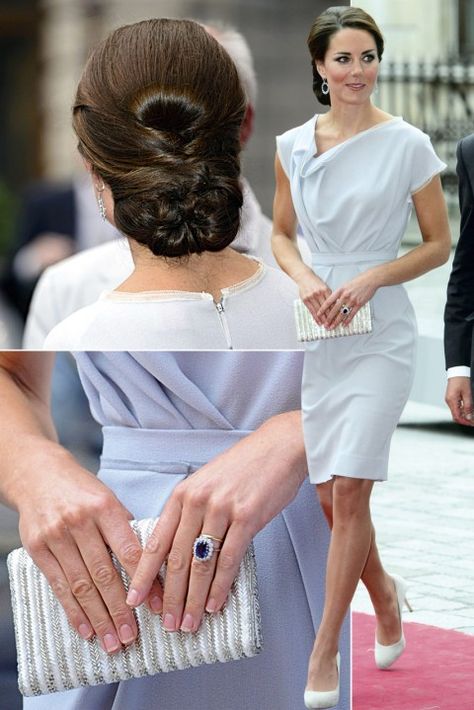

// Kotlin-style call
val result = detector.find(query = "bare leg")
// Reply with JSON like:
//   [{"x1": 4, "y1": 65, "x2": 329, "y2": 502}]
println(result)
[
  {"x1": 307, "y1": 476, "x2": 374, "y2": 691},
  {"x1": 316, "y1": 480, "x2": 402, "y2": 654}
]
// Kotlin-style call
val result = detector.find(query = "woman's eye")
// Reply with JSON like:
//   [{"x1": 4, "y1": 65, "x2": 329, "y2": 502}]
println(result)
[
  {"x1": 336, "y1": 56, "x2": 349, "y2": 63},
  {"x1": 363, "y1": 54, "x2": 376, "y2": 62}
]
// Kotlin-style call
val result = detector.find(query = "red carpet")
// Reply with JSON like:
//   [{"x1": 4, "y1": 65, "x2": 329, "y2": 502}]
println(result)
[{"x1": 353, "y1": 612, "x2": 474, "y2": 710}]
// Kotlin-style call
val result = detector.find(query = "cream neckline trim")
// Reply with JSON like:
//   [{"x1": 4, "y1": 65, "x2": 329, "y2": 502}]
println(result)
[{"x1": 101, "y1": 259, "x2": 265, "y2": 304}]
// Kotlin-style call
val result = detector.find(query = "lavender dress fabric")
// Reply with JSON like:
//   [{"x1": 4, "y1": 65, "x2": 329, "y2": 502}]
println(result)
[{"x1": 23, "y1": 351, "x2": 350, "y2": 710}]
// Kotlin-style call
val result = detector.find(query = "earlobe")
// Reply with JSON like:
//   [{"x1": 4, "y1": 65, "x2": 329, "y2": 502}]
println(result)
[{"x1": 315, "y1": 61, "x2": 325, "y2": 80}]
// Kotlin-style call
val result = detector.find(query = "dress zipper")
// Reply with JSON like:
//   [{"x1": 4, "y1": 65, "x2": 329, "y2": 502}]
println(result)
[{"x1": 214, "y1": 299, "x2": 233, "y2": 349}]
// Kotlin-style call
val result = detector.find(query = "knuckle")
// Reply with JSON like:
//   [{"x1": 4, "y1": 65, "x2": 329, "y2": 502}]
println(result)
[
  {"x1": 109, "y1": 606, "x2": 132, "y2": 624},
  {"x1": 145, "y1": 533, "x2": 161, "y2": 555},
  {"x1": 191, "y1": 559, "x2": 214, "y2": 576},
  {"x1": 68, "y1": 610, "x2": 87, "y2": 629},
  {"x1": 233, "y1": 503, "x2": 252, "y2": 525},
  {"x1": 93, "y1": 619, "x2": 114, "y2": 637},
  {"x1": 162, "y1": 592, "x2": 183, "y2": 610},
  {"x1": 209, "y1": 577, "x2": 229, "y2": 599},
  {"x1": 171, "y1": 481, "x2": 187, "y2": 502},
  {"x1": 218, "y1": 550, "x2": 237, "y2": 571},
  {"x1": 25, "y1": 534, "x2": 44, "y2": 556},
  {"x1": 167, "y1": 548, "x2": 187, "y2": 572},
  {"x1": 91, "y1": 564, "x2": 117, "y2": 587},
  {"x1": 89, "y1": 492, "x2": 115, "y2": 516},
  {"x1": 44, "y1": 519, "x2": 67, "y2": 543},
  {"x1": 185, "y1": 487, "x2": 210, "y2": 509},
  {"x1": 50, "y1": 577, "x2": 69, "y2": 600},
  {"x1": 121, "y1": 543, "x2": 142, "y2": 565},
  {"x1": 61, "y1": 506, "x2": 86, "y2": 530},
  {"x1": 71, "y1": 577, "x2": 95, "y2": 600}
]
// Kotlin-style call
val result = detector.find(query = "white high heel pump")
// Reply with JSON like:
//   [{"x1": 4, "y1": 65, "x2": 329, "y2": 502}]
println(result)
[
  {"x1": 375, "y1": 573, "x2": 412, "y2": 670},
  {"x1": 304, "y1": 652, "x2": 340, "y2": 709}
]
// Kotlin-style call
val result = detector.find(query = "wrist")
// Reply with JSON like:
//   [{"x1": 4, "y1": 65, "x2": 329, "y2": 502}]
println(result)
[
  {"x1": 258, "y1": 411, "x2": 307, "y2": 484},
  {"x1": 290, "y1": 263, "x2": 317, "y2": 284},
  {"x1": 3, "y1": 437, "x2": 78, "y2": 511}
]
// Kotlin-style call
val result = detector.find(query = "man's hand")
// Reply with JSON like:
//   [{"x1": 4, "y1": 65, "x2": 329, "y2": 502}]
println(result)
[{"x1": 445, "y1": 376, "x2": 474, "y2": 426}]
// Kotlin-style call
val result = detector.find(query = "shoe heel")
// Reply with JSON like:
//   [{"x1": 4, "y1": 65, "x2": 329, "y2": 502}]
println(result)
[{"x1": 405, "y1": 597, "x2": 413, "y2": 613}]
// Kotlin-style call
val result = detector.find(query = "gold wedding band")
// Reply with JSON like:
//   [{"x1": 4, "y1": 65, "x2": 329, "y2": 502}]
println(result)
[{"x1": 201, "y1": 534, "x2": 224, "y2": 542}]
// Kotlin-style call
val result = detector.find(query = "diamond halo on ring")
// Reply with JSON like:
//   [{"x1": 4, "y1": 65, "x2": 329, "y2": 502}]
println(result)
[
  {"x1": 193, "y1": 534, "x2": 220, "y2": 562},
  {"x1": 340, "y1": 304, "x2": 352, "y2": 316}
]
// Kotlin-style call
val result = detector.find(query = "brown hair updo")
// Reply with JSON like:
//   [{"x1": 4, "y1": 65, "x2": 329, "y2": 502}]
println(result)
[
  {"x1": 307, "y1": 6, "x2": 384, "y2": 107},
  {"x1": 73, "y1": 19, "x2": 246, "y2": 258}
]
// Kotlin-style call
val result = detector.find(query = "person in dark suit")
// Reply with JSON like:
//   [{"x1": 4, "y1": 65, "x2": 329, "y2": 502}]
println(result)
[{"x1": 444, "y1": 133, "x2": 474, "y2": 426}]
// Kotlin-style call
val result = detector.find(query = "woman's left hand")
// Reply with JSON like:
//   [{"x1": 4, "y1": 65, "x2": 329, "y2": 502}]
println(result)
[
  {"x1": 317, "y1": 270, "x2": 380, "y2": 329},
  {"x1": 126, "y1": 411, "x2": 307, "y2": 633}
]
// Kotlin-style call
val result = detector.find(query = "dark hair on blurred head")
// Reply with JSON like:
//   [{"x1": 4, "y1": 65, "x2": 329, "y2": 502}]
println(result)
[
  {"x1": 307, "y1": 6, "x2": 384, "y2": 106},
  {"x1": 73, "y1": 18, "x2": 246, "y2": 258}
]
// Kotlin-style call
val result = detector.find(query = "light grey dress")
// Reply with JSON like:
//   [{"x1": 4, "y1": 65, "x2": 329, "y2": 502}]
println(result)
[
  {"x1": 23, "y1": 352, "x2": 350, "y2": 710},
  {"x1": 277, "y1": 115, "x2": 446, "y2": 483}
]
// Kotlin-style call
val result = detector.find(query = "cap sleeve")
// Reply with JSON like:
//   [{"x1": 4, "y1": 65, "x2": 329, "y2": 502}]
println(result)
[
  {"x1": 275, "y1": 132, "x2": 292, "y2": 179},
  {"x1": 409, "y1": 132, "x2": 446, "y2": 196}
]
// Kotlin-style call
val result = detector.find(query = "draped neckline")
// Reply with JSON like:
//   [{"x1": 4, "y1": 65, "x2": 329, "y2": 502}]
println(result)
[{"x1": 312, "y1": 114, "x2": 403, "y2": 159}]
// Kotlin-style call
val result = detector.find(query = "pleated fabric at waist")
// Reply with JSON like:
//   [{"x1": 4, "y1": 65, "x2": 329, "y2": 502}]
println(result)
[
  {"x1": 101, "y1": 425, "x2": 252, "y2": 468},
  {"x1": 311, "y1": 250, "x2": 397, "y2": 266}
]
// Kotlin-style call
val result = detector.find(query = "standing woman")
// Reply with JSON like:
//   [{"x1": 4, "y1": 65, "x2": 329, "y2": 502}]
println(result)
[{"x1": 272, "y1": 6, "x2": 451, "y2": 709}]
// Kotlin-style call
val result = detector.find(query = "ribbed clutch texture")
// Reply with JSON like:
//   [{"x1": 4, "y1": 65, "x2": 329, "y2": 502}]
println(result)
[
  {"x1": 294, "y1": 300, "x2": 372, "y2": 341},
  {"x1": 7, "y1": 518, "x2": 262, "y2": 696}
]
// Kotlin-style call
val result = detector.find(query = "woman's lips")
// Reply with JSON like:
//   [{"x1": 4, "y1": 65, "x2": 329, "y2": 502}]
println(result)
[{"x1": 346, "y1": 83, "x2": 366, "y2": 89}]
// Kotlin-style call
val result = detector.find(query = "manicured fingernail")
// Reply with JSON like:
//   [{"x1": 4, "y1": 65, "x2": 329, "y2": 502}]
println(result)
[
  {"x1": 119, "y1": 624, "x2": 135, "y2": 645},
  {"x1": 180, "y1": 613, "x2": 194, "y2": 632},
  {"x1": 78, "y1": 623, "x2": 93, "y2": 640},
  {"x1": 206, "y1": 598, "x2": 217, "y2": 613},
  {"x1": 103, "y1": 633, "x2": 120, "y2": 653},
  {"x1": 126, "y1": 589, "x2": 139, "y2": 606},
  {"x1": 149, "y1": 595, "x2": 163, "y2": 613},
  {"x1": 163, "y1": 613, "x2": 176, "y2": 631}
]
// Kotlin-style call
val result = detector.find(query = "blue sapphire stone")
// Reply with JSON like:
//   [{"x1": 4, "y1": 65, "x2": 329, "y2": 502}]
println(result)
[
  {"x1": 193, "y1": 535, "x2": 214, "y2": 562},
  {"x1": 195, "y1": 540, "x2": 210, "y2": 559}
]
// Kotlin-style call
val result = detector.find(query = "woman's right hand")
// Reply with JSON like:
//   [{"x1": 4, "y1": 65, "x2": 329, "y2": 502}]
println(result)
[
  {"x1": 295, "y1": 267, "x2": 332, "y2": 325},
  {"x1": 0, "y1": 352, "x2": 144, "y2": 654},
  {"x1": 16, "y1": 444, "x2": 143, "y2": 653}
]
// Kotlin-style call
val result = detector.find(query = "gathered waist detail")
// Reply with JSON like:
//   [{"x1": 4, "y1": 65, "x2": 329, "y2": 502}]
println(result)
[
  {"x1": 101, "y1": 426, "x2": 252, "y2": 468},
  {"x1": 311, "y1": 250, "x2": 397, "y2": 266}
]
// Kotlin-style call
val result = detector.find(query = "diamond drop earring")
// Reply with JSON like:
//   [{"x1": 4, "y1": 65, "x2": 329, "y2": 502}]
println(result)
[
  {"x1": 96, "y1": 181, "x2": 107, "y2": 221},
  {"x1": 321, "y1": 78, "x2": 330, "y2": 95}
]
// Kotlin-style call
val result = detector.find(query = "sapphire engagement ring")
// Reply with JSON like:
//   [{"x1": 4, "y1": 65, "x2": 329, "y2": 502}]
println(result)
[{"x1": 192, "y1": 534, "x2": 222, "y2": 562}]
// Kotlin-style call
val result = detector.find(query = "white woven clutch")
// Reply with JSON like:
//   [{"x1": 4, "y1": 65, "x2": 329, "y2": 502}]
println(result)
[
  {"x1": 294, "y1": 300, "x2": 372, "y2": 341},
  {"x1": 7, "y1": 518, "x2": 262, "y2": 696}
]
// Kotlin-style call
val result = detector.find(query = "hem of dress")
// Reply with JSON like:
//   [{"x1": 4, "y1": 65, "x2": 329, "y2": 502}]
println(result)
[{"x1": 307, "y1": 453, "x2": 388, "y2": 484}]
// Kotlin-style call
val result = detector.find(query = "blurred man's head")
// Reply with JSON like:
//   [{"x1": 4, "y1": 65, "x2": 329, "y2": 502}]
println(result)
[{"x1": 203, "y1": 22, "x2": 257, "y2": 146}]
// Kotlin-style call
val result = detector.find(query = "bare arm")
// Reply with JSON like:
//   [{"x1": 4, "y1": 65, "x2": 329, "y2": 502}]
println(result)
[
  {"x1": 320, "y1": 176, "x2": 451, "y2": 328},
  {"x1": 271, "y1": 153, "x2": 331, "y2": 324},
  {"x1": 0, "y1": 352, "x2": 144, "y2": 652}
]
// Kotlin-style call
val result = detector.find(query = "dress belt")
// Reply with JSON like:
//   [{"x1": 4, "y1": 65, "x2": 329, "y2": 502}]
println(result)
[
  {"x1": 311, "y1": 250, "x2": 397, "y2": 266},
  {"x1": 101, "y1": 426, "x2": 252, "y2": 467}
]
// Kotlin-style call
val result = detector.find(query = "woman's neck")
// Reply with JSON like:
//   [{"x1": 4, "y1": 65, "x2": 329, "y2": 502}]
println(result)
[
  {"x1": 321, "y1": 101, "x2": 387, "y2": 138},
  {"x1": 115, "y1": 243, "x2": 260, "y2": 302}
]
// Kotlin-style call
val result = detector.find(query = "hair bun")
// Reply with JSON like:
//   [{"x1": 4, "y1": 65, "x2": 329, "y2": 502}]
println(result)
[{"x1": 113, "y1": 164, "x2": 243, "y2": 258}]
